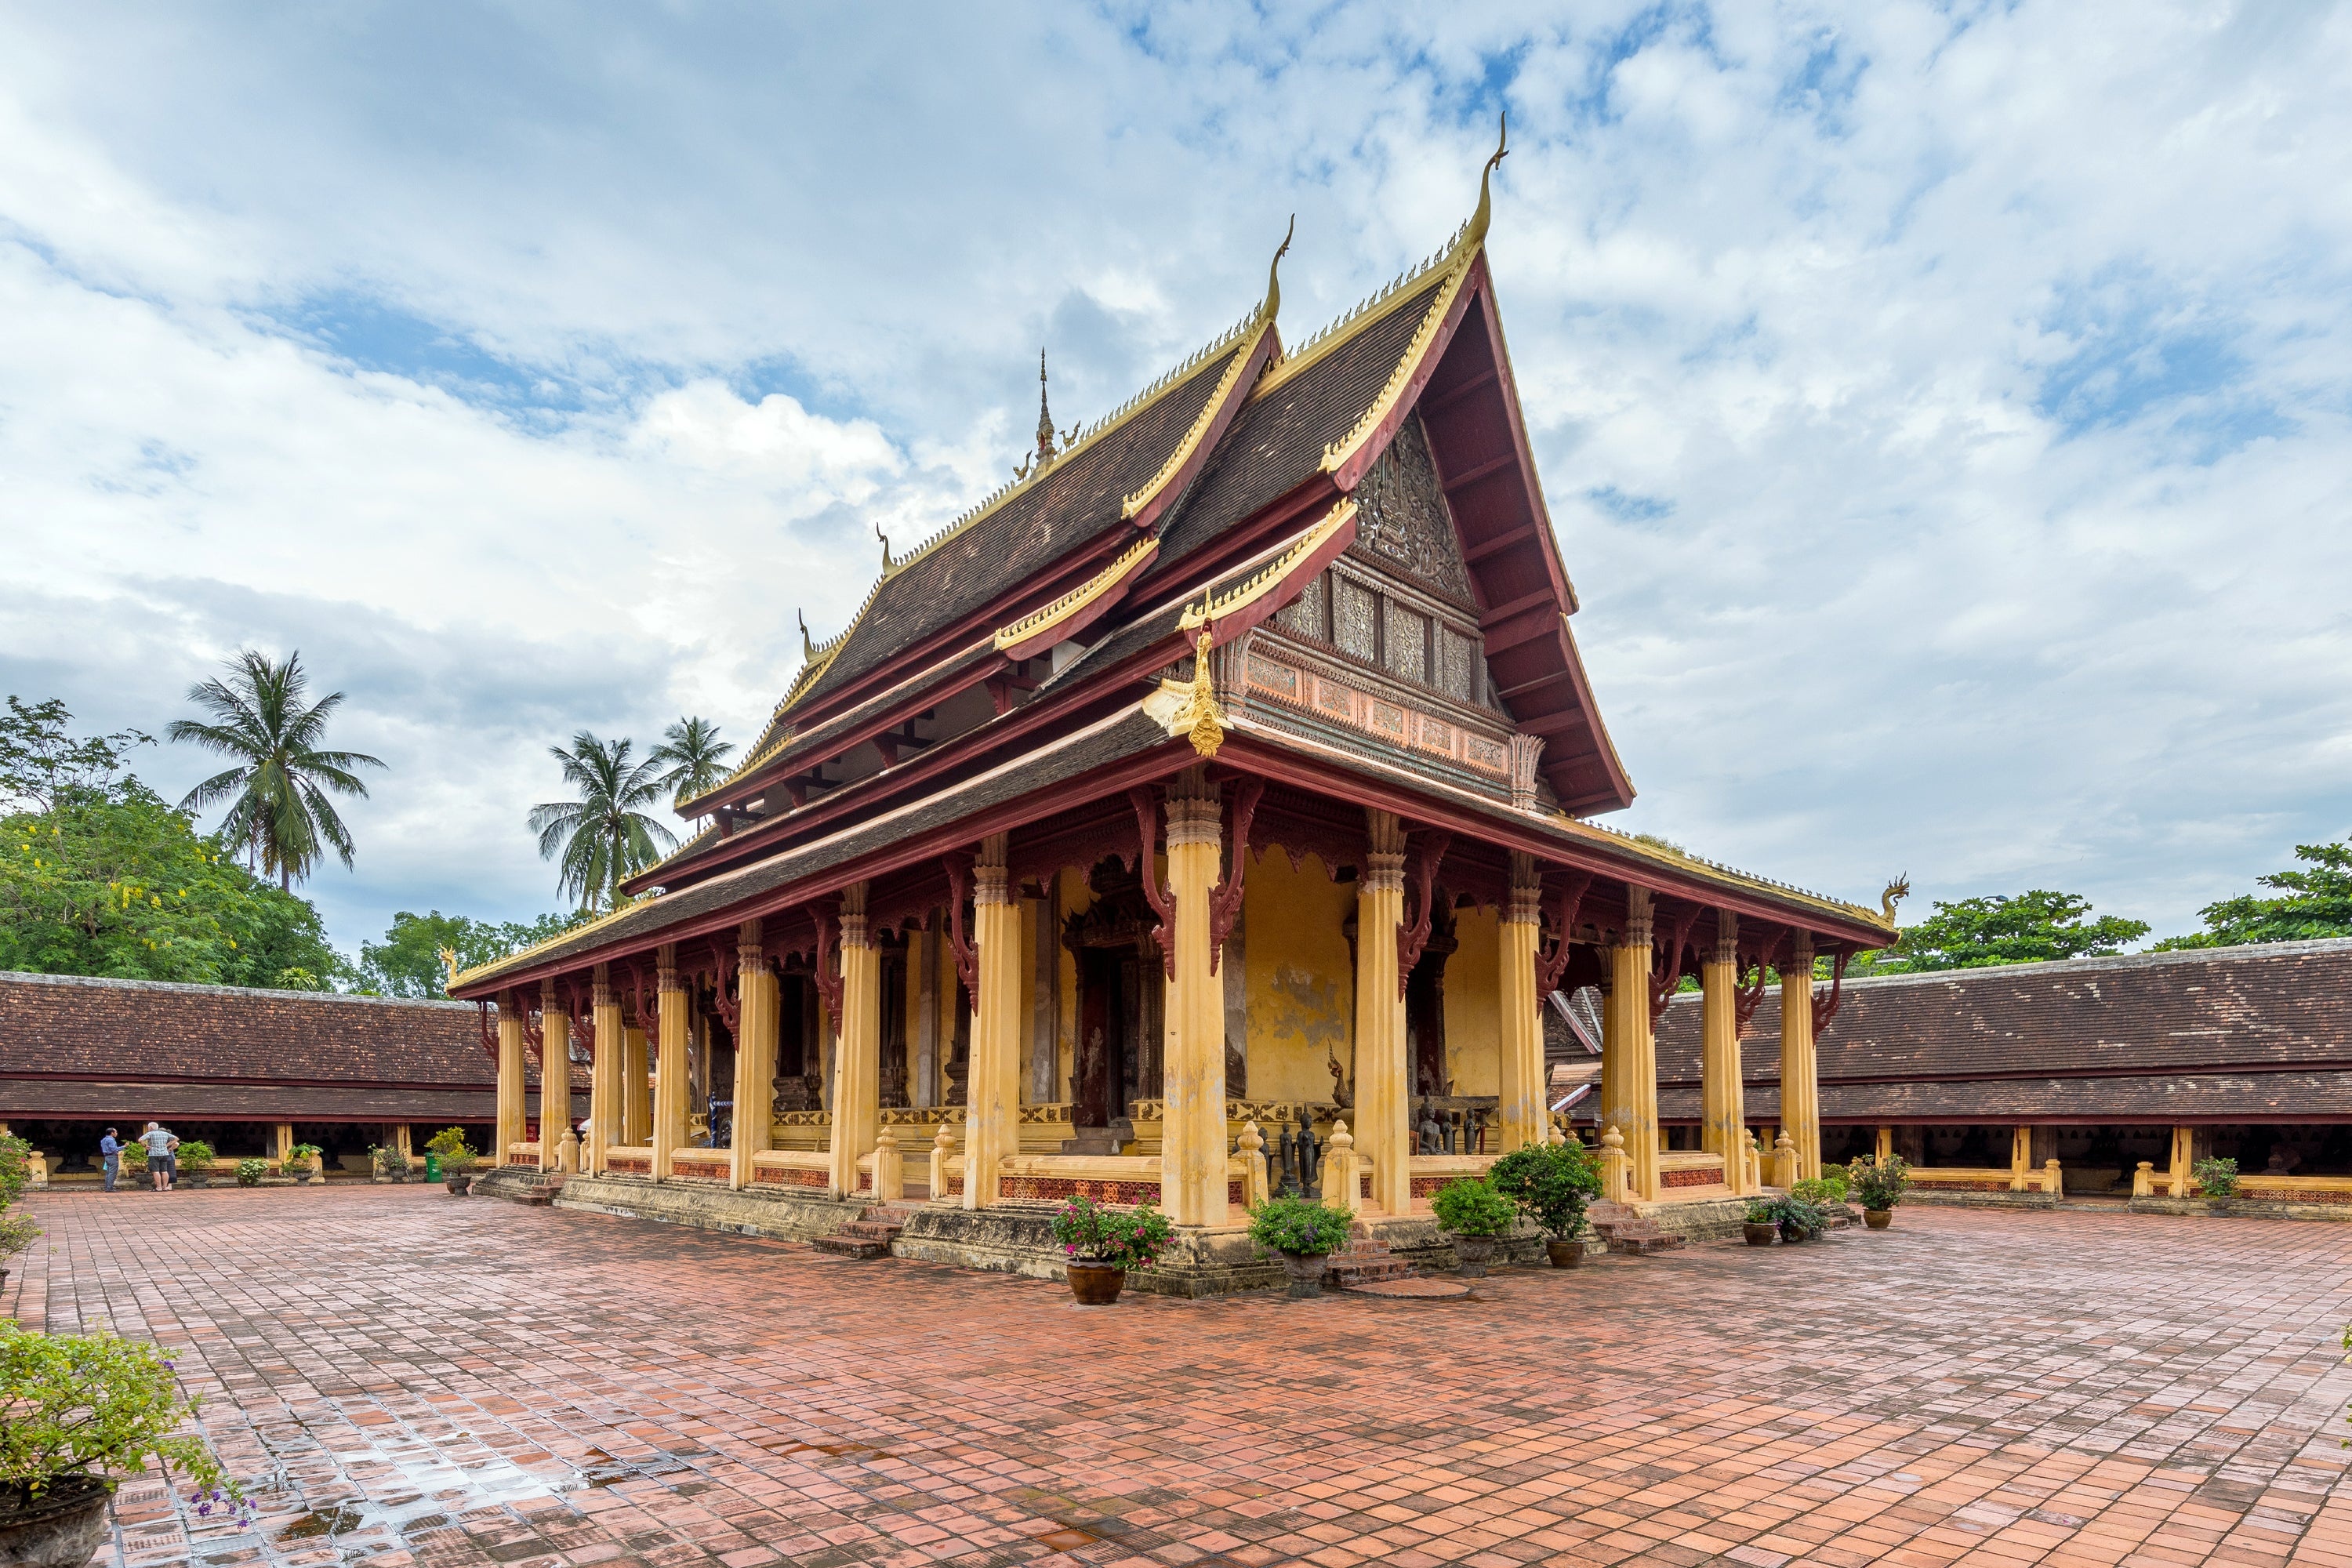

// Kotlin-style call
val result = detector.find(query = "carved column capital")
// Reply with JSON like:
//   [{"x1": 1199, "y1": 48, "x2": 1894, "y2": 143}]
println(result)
[
  {"x1": 738, "y1": 916, "x2": 764, "y2": 967},
  {"x1": 1505, "y1": 851, "x2": 1541, "y2": 926},
  {"x1": 1164, "y1": 784, "x2": 1221, "y2": 849},
  {"x1": 1787, "y1": 931, "x2": 1814, "y2": 971},
  {"x1": 1712, "y1": 911, "x2": 1739, "y2": 967},
  {"x1": 975, "y1": 832, "x2": 1011, "y2": 906},
  {"x1": 593, "y1": 961, "x2": 616, "y2": 1010},
  {"x1": 841, "y1": 880, "x2": 872, "y2": 950},
  {"x1": 1622, "y1": 885, "x2": 1653, "y2": 951},
  {"x1": 656, "y1": 942, "x2": 678, "y2": 994},
  {"x1": 1363, "y1": 808, "x2": 1406, "y2": 893}
]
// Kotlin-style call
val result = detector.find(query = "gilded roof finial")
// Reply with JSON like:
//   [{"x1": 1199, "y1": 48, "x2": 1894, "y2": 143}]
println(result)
[
  {"x1": 1262, "y1": 213, "x2": 1294, "y2": 322},
  {"x1": 798, "y1": 608, "x2": 816, "y2": 662},
  {"x1": 1034, "y1": 349, "x2": 1058, "y2": 466},
  {"x1": 1465, "y1": 110, "x2": 1509, "y2": 249},
  {"x1": 876, "y1": 523, "x2": 895, "y2": 573}
]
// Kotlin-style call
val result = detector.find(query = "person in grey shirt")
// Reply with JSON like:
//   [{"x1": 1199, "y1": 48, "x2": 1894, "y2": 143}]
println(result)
[{"x1": 139, "y1": 1122, "x2": 178, "y2": 1192}]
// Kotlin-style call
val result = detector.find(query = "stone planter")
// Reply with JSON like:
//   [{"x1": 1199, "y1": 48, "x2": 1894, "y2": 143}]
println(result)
[
  {"x1": 445, "y1": 1174, "x2": 474, "y2": 1196},
  {"x1": 1451, "y1": 1234, "x2": 1499, "y2": 1279},
  {"x1": 0, "y1": 1475, "x2": 114, "y2": 1568},
  {"x1": 1275, "y1": 1250, "x2": 1329, "y2": 1299},
  {"x1": 181, "y1": 1174, "x2": 209, "y2": 1190},
  {"x1": 1777, "y1": 1221, "x2": 1809, "y2": 1244},
  {"x1": 1864, "y1": 1209, "x2": 1893, "y2": 1230},
  {"x1": 1744, "y1": 1222, "x2": 1777, "y2": 1246},
  {"x1": 1545, "y1": 1240, "x2": 1588, "y2": 1268},
  {"x1": 1065, "y1": 1261, "x2": 1125, "y2": 1305}
]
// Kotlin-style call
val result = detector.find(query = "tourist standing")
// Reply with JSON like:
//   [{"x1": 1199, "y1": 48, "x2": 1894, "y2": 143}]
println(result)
[
  {"x1": 100, "y1": 1127, "x2": 121, "y2": 1192},
  {"x1": 140, "y1": 1122, "x2": 178, "y2": 1192}
]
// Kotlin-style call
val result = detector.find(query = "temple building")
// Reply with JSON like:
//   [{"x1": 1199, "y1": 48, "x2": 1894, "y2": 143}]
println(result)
[{"x1": 452, "y1": 136, "x2": 1897, "y2": 1288}]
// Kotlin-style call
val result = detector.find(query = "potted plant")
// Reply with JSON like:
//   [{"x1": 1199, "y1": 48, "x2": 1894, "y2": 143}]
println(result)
[
  {"x1": 1430, "y1": 1177, "x2": 1518, "y2": 1278},
  {"x1": 1049, "y1": 1195, "x2": 1173, "y2": 1305},
  {"x1": 1846, "y1": 1155, "x2": 1911, "y2": 1229},
  {"x1": 0, "y1": 1135, "x2": 36, "y2": 1293},
  {"x1": 234, "y1": 1159, "x2": 267, "y2": 1188},
  {"x1": 0, "y1": 1323, "x2": 252, "y2": 1568},
  {"x1": 424, "y1": 1128, "x2": 475, "y2": 1193},
  {"x1": 1741, "y1": 1200, "x2": 1779, "y2": 1246},
  {"x1": 175, "y1": 1141, "x2": 216, "y2": 1189},
  {"x1": 286, "y1": 1143, "x2": 325, "y2": 1185},
  {"x1": 441, "y1": 1148, "x2": 478, "y2": 1196},
  {"x1": 370, "y1": 1145, "x2": 410, "y2": 1184},
  {"x1": 1247, "y1": 1196, "x2": 1355, "y2": 1298},
  {"x1": 2192, "y1": 1156, "x2": 2238, "y2": 1214},
  {"x1": 1772, "y1": 1192, "x2": 1828, "y2": 1242},
  {"x1": 1488, "y1": 1140, "x2": 1602, "y2": 1266}
]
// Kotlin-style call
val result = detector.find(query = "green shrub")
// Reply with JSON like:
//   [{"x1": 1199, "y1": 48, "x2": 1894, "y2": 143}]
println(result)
[
  {"x1": 369, "y1": 1145, "x2": 409, "y2": 1176},
  {"x1": 119, "y1": 1142, "x2": 148, "y2": 1172},
  {"x1": 0, "y1": 1323, "x2": 250, "y2": 1520},
  {"x1": 1751, "y1": 1192, "x2": 1827, "y2": 1237},
  {"x1": 286, "y1": 1142, "x2": 323, "y2": 1174},
  {"x1": 1814, "y1": 1165, "x2": 1851, "y2": 1199},
  {"x1": 0, "y1": 1134, "x2": 30, "y2": 1208},
  {"x1": 1848, "y1": 1156, "x2": 1912, "y2": 1210},
  {"x1": 176, "y1": 1141, "x2": 216, "y2": 1171},
  {"x1": 1789, "y1": 1176, "x2": 1847, "y2": 1208},
  {"x1": 1050, "y1": 1195, "x2": 1174, "y2": 1272},
  {"x1": 423, "y1": 1127, "x2": 473, "y2": 1161},
  {"x1": 1487, "y1": 1141, "x2": 1602, "y2": 1239},
  {"x1": 234, "y1": 1160, "x2": 267, "y2": 1188},
  {"x1": 2191, "y1": 1156, "x2": 2239, "y2": 1198},
  {"x1": 1744, "y1": 1199, "x2": 1777, "y2": 1225},
  {"x1": 441, "y1": 1146, "x2": 478, "y2": 1174},
  {"x1": 1430, "y1": 1178, "x2": 1517, "y2": 1237},
  {"x1": 1247, "y1": 1197, "x2": 1354, "y2": 1256}
]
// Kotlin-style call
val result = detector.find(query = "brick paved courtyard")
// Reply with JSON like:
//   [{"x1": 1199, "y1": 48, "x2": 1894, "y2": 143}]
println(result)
[{"x1": 5, "y1": 1191, "x2": 2350, "y2": 1568}]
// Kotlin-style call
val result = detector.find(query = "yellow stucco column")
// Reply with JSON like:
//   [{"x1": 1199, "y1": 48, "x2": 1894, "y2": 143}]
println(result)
[
  {"x1": 830, "y1": 883, "x2": 880, "y2": 1200},
  {"x1": 1356, "y1": 809, "x2": 1410, "y2": 1215},
  {"x1": 539, "y1": 982, "x2": 571, "y2": 1172},
  {"x1": 652, "y1": 945, "x2": 686, "y2": 1181},
  {"x1": 1700, "y1": 911, "x2": 1747, "y2": 1192},
  {"x1": 2009, "y1": 1126, "x2": 2031, "y2": 1192},
  {"x1": 589, "y1": 965, "x2": 625, "y2": 1175},
  {"x1": 623, "y1": 1025, "x2": 651, "y2": 1145},
  {"x1": 496, "y1": 1001, "x2": 527, "y2": 1164},
  {"x1": 1604, "y1": 887, "x2": 1660, "y2": 1201},
  {"x1": 964, "y1": 836, "x2": 1022, "y2": 1210},
  {"x1": 1779, "y1": 934, "x2": 1820, "y2": 1182},
  {"x1": 1161, "y1": 771, "x2": 1227, "y2": 1226},
  {"x1": 730, "y1": 920, "x2": 776, "y2": 1191},
  {"x1": 2169, "y1": 1125, "x2": 2193, "y2": 1196},
  {"x1": 1497, "y1": 852, "x2": 1544, "y2": 1152},
  {"x1": 1875, "y1": 1126, "x2": 1893, "y2": 1166}
]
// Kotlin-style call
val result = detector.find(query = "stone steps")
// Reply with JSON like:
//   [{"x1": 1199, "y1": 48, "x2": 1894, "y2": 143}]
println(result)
[
  {"x1": 1588, "y1": 1201, "x2": 1686, "y2": 1255},
  {"x1": 1327, "y1": 1224, "x2": 1422, "y2": 1290},
  {"x1": 810, "y1": 1203, "x2": 920, "y2": 1260},
  {"x1": 507, "y1": 1173, "x2": 567, "y2": 1208}
]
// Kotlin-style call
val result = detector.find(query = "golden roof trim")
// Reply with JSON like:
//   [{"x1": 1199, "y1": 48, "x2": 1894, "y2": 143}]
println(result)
[
  {"x1": 992, "y1": 535, "x2": 1158, "y2": 654},
  {"x1": 1178, "y1": 498, "x2": 1356, "y2": 632},
  {"x1": 1316, "y1": 252, "x2": 1475, "y2": 477},
  {"x1": 1120, "y1": 222, "x2": 1290, "y2": 521},
  {"x1": 451, "y1": 896, "x2": 659, "y2": 993}
]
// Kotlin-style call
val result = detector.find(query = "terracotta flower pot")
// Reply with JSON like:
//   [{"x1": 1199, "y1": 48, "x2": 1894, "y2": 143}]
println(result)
[
  {"x1": 0, "y1": 1475, "x2": 114, "y2": 1568},
  {"x1": 1065, "y1": 1261, "x2": 1125, "y2": 1305},
  {"x1": 1546, "y1": 1240, "x2": 1588, "y2": 1269},
  {"x1": 1451, "y1": 1234, "x2": 1499, "y2": 1279},
  {"x1": 1864, "y1": 1209, "x2": 1892, "y2": 1230},
  {"x1": 1276, "y1": 1250, "x2": 1329, "y2": 1298},
  {"x1": 1743, "y1": 1222, "x2": 1777, "y2": 1246}
]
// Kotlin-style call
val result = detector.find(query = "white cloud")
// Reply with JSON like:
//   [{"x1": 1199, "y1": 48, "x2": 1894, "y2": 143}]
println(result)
[{"x1": 3, "y1": 0, "x2": 2350, "y2": 957}]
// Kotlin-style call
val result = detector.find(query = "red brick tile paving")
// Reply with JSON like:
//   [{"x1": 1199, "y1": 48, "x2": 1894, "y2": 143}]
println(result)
[{"x1": 5, "y1": 1192, "x2": 2350, "y2": 1567}]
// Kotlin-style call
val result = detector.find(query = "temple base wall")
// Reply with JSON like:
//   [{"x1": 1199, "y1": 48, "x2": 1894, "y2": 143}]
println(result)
[
  {"x1": 1908, "y1": 1188, "x2": 2061, "y2": 1212},
  {"x1": 550, "y1": 1174, "x2": 869, "y2": 1240},
  {"x1": 1624, "y1": 1196, "x2": 1755, "y2": 1243},
  {"x1": 2126, "y1": 1195, "x2": 2352, "y2": 1222},
  {"x1": 893, "y1": 1206, "x2": 1290, "y2": 1298}
]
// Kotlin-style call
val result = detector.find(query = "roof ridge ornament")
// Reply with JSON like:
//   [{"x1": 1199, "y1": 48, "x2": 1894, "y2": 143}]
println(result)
[
  {"x1": 877, "y1": 524, "x2": 895, "y2": 574},
  {"x1": 1263, "y1": 213, "x2": 1294, "y2": 324},
  {"x1": 798, "y1": 608, "x2": 817, "y2": 662},
  {"x1": 1465, "y1": 111, "x2": 1508, "y2": 251}
]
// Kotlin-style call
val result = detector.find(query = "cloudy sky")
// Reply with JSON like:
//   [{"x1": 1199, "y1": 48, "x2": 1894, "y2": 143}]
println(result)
[{"x1": 5, "y1": 2, "x2": 2348, "y2": 960}]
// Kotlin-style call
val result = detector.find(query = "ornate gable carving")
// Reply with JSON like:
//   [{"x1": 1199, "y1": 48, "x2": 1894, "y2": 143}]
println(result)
[{"x1": 1348, "y1": 417, "x2": 1473, "y2": 605}]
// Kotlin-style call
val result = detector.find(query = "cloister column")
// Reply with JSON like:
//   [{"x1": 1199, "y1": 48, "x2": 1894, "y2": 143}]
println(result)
[
  {"x1": 1496, "y1": 852, "x2": 1544, "y2": 1152},
  {"x1": 1780, "y1": 933, "x2": 1820, "y2": 1181},
  {"x1": 1700, "y1": 911, "x2": 1748, "y2": 1192},
  {"x1": 1356, "y1": 809, "x2": 1410, "y2": 1215},
  {"x1": 830, "y1": 883, "x2": 880, "y2": 1200},
  {"x1": 589, "y1": 965, "x2": 624, "y2": 1175},
  {"x1": 652, "y1": 944, "x2": 687, "y2": 1181},
  {"x1": 1162, "y1": 771, "x2": 1227, "y2": 1225},
  {"x1": 539, "y1": 981, "x2": 572, "y2": 1172},
  {"x1": 623, "y1": 1023, "x2": 652, "y2": 1145},
  {"x1": 964, "y1": 836, "x2": 1022, "y2": 1210},
  {"x1": 1603, "y1": 887, "x2": 1661, "y2": 1201},
  {"x1": 729, "y1": 920, "x2": 777, "y2": 1191},
  {"x1": 496, "y1": 997, "x2": 528, "y2": 1164}
]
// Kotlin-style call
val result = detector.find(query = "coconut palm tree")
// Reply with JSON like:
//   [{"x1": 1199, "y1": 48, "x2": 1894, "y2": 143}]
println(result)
[
  {"x1": 648, "y1": 716, "x2": 735, "y2": 821},
  {"x1": 528, "y1": 732, "x2": 677, "y2": 913},
  {"x1": 169, "y1": 651, "x2": 387, "y2": 890}
]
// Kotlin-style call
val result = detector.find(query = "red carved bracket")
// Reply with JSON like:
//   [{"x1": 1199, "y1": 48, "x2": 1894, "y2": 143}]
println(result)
[
  {"x1": 942, "y1": 851, "x2": 980, "y2": 998},
  {"x1": 1812, "y1": 948, "x2": 1850, "y2": 1033},
  {"x1": 1208, "y1": 776, "x2": 1263, "y2": 976},
  {"x1": 1127, "y1": 787, "x2": 1177, "y2": 980},
  {"x1": 811, "y1": 898, "x2": 844, "y2": 1031},
  {"x1": 622, "y1": 957, "x2": 653, "y2": 1033},
  {"x1": 710, "y1": 938, "x2": 742, "y2": 1037},
  {"x1": 560, "y1": 975, "x2": 595, "y2": 1062},
  {"x1": 1648, "y1": 905, "x2": 1702, "y2": 1024},
  {"x1": 475, "y1": 998, "x2": 498, "y2": 1064},
  {"x1": 1731, "y1": 960, "x2": 1769, "y2": 1036},
  {"x1": 1395, "y1": 830, "x2": 1453, "y2": 998},
  {"x1": 1537, "y1": 871, "x2": 1593, "y2": 995},
  {"x1": 514, "y1": 990, "x2": 544, "y2": 1065}
]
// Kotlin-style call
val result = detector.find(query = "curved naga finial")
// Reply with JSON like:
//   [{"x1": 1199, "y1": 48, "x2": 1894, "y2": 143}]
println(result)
[
  {"x1": 1880, "y1": 874, "x2": 1911, "y2": 926},
  {"x1": 437, "y1": 946, "x2": 461, "y2": 989},
  {"x1": 798, "y1": 608, "x2": 817, "y2": 662},
  {"x1": 1262, "y1": 213, "x2": 1294, "y2": 321},
  {"x1": 1465, "y1": 110, "x2": 1509, "y2": 249},
  {"x1": 876, "y1": 522, "x2": 895, "y2": 572}
]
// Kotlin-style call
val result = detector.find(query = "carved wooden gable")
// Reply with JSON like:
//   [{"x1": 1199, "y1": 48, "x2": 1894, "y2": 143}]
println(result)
[{"x1": 1347, "y1": 416, "x2": 1474, "y2": 607}]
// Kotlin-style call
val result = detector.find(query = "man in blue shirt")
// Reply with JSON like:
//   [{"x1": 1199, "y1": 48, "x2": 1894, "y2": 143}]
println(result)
[{"x1": 100, "y1": 1127, "x2": 121, "y2": 1192}]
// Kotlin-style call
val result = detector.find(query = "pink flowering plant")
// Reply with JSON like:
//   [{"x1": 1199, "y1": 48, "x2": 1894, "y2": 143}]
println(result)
[
  {"x1": 1048, "y1": 1195, "x2": 1173, "y2": 1272},
  {"x1": 0, "y1": 1323, "x2": 252, "y2": 1525}
]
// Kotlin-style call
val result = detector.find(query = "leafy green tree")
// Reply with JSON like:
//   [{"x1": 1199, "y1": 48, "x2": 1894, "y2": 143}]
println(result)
[
  {"x1": 1, "y1": 702, "x2": 349, "y2": 986},
  {"x1": 169, "y1": 651, "x2": 385, "y2": 890},
  {"x1": 356, "y1": 907, "x2": 592, "y2": 997},
  {"x1": 1867, "y1": 891, "x2": 2149, "y2": 973},
  {"x1": 528, "y1": 733, "x2": 675, "y2": 913},
  {"x1": 648, "y1": 717, "x2": 735, "y2": 819},
  {"x1": 2152, "y1": 840, "x2": 2352, "y2": 950}
]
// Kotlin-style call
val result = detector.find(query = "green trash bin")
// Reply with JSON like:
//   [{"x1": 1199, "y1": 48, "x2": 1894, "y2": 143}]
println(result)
[{"x1": 424, "y1": 1152, "x2": 442, "y2": 1182}]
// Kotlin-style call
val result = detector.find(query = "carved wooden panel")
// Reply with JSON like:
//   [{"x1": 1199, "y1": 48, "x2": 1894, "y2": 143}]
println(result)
[
  {"x1": 1278, "y1": 572, "x2": 1329, "y2": 641},
  {"x1": 1348, "y1": 416, "x2": 1474, "y2": 604},
  {"x1": 1334, "y1": 574, "x2": 1378, "y2": 662},
  {"x1": 1439, "y1": 626, "x2": 1477, "y2": 704},
  {"x1": 1384, "y1": 601, "x2": 1428, "y2": 683}
]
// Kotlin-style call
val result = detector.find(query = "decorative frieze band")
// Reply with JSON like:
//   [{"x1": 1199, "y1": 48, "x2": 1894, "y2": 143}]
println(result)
[{"x1": 1245, "y1": 648, "x2": 1515, "y2": 783}]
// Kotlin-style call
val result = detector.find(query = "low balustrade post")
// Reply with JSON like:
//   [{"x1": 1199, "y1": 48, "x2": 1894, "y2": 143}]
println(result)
[
  {"x1": 929, "y1": 1123, "x2": 955, "y2": 1203},
  {"x1": 2132, "y1": 1160, "x2": 2154, "y2": 1198},
  {"x1": 1325, "y1": 1120, "x2": 1361, "y2": 1214},
  {"x1": 1600, "y1": 1125, "x2": 1631, "y2": 1205},
  {"x1": 1238, "y1": 1120, "x2": 1269, "y2": 1210},
  {"x1": 1771, "y1": 1131, "x2": 1797, "y2": 1189},
  {"x1": 873, "y1": 1127, "x2": 902, "y2": 1203}
]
